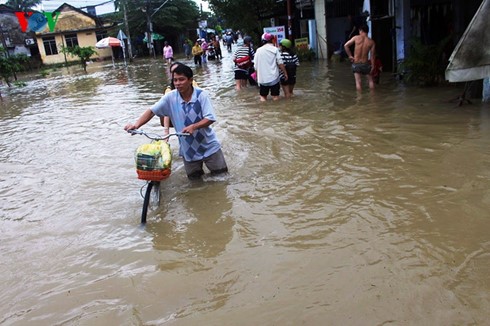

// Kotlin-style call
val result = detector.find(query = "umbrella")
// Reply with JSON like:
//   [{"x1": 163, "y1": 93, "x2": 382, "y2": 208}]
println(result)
[
  {"x1": 96, "y1": 36, "x2": 123, "y2": 48},
  {"x1": 143, "y1": 33, "x2": 164, "y2": 43},
  {"x1": 95, "y1": 37, "x2": 124, "y2": 67}
]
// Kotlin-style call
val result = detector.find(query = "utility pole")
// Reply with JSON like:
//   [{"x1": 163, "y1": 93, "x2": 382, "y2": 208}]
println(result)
[
  {"x1": 122, "y1": 1, "x2": 133, "y2": 61},
  {"x1": 286, "y1": 0, "x2": 293, "y2": 38},
  {"x1": 145, "y1": 0, "x2": 155, "y2": 58},
  {"x1": 145, "y1": 0, "x2": 171, "y2": 59}
]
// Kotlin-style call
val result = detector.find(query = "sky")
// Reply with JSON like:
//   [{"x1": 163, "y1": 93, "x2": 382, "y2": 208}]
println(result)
[{"x1": 0, "y1": 0, "x2": 209, "y2": 15}]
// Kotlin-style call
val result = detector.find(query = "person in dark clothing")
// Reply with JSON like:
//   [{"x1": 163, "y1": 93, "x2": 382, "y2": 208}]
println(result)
[{"x1": 225, "y1": 32, "x2": 234, "y2": 53}]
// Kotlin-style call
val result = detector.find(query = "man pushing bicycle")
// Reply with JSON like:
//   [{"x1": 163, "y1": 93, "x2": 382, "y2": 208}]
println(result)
[{"x1": 124, "y1": 64, "x2": 228, "y2": 180}]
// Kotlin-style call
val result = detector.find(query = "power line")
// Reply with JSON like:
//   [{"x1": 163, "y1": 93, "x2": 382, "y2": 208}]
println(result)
[{"x1": 41, "y1": 0, "x2": 115, "y2": 10}]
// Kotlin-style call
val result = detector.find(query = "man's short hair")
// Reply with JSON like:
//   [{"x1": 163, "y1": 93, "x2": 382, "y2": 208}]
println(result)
[
  {"x1": 173, "y1": 64, "x2": 193, "y2": 79},
  {"x1": 359, "y1": 24, "x2": 369, "y2": 34}
]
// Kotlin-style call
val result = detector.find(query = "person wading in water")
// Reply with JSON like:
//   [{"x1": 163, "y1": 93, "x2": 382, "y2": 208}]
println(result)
[{"x1": 344, "y1": 24, "x2": 376, "y2": 91}]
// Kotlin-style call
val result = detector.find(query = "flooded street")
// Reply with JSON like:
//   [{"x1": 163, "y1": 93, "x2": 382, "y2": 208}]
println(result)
[{"x1": 1, "y1": 50, "x2": 489, "y2": 325}]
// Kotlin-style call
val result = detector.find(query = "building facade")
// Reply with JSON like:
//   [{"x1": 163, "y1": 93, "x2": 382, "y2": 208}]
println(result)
[
  {"x1": 314, "y1": 0, "x2": 483, "y2": 72},
  {"x1": 35, "y1": 3, "x2": 113, "y2": 65},
  {"x1": 0, "y1": 3, "x2": 115, "y2": 66}
]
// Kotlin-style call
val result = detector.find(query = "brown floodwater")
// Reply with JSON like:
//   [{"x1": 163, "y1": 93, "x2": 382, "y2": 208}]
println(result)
[{"x1": 0, "y1": 50, "x2": 489, "y2": 325}]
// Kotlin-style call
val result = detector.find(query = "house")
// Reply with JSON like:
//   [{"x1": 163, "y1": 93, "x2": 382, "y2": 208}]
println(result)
[
  {"x1": 313, "y1": 0, "x2": 483, "y2": 73},
  {"x1": 0, "y1": 5, "x2": 39, "y2": 60},
  {"x1": 34, "y1": 3, "x2": 115, "y2": 65},
  {"x1": 262, "y1": 0, "x2": 482, "y2": 75}
]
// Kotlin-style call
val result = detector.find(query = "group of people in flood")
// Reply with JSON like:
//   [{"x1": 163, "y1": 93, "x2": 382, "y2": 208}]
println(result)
[
  {"x1": 125, "y1": 27, "x2": 380, "y2": 181},
  {"x1": 164, "y1": 32, "x2": 302, "y2": 101},
  {"x1": 189, "y1": 38, "x2": 223, "y2": 66},
  {"x1": 165, "y1": 38, "x2": 223, "y2": 68},
  {"x1": 163, "y1": 19, "x2": 380, "y2": 99},
  {"x1": 231, "y1": 32, "x2": 300, "y2": 101}
]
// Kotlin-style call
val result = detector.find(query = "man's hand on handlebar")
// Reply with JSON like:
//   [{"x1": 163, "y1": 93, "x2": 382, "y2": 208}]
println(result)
[{"x1": 124, "y1": 124, "x2": 137, "y2": 131}]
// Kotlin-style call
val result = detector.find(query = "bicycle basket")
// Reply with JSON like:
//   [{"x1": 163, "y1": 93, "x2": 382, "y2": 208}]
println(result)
[
  {"x1": 135, "y1": 141, "x2": 172, "y2": 181},
  {"x1": 136, "y1": 168, "x2": 171, "y2": 181}
]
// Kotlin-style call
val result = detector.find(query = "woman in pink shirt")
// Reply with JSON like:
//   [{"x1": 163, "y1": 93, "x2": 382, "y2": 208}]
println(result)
[{"x1": 163, "y1": 41, "x2": 173, "y2": 65}]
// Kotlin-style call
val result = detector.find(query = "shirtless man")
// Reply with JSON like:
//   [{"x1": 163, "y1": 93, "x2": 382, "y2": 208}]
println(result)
[{"x1": 344, "y1": 24, "x2": 376, "y2": 91}]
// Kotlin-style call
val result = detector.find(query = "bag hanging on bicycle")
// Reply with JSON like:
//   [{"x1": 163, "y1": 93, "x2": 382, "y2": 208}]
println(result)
[{"x1": 135, "y1": 141, "x2": 172, "y2": 181}]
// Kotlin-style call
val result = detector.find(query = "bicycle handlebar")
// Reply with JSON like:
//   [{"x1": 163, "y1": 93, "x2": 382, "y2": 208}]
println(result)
[{"x1": 127, "y1": 129, "x2": 190, "y2": 140}]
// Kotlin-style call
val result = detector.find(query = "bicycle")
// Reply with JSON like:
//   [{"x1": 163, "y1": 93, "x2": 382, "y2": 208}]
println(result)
[{"x1": 127, "y1": 129, "x2": 189, "y2": 224}]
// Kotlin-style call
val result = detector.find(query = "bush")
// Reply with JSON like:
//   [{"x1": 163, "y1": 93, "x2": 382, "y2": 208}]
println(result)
[
  {"x1": 398, "y1": 36, "x2": 451, "y2": 86},
  {"x1": 60, "y1": 45, "x2": 97, "y2": 72},
  {"x1": 0, "y1": 49, "x2": 30, "y2": 86},
  {"x1": 13, "y1": 80, "x2": 27, "y2": 87},
  {"x1": 296, "y1": 45, "x2": 315, "y2": 62},
  {"x1": 39, "y1": 69, "x2": 50, "y2": 77}
]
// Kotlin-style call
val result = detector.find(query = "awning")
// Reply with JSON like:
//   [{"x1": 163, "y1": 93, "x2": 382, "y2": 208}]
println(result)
[
  {"x1": 445, "y1": 0, "x2": 490, "y2": 82},
  {"x1": 143, "y1": 33, "x2": 164, "y2": 43}
]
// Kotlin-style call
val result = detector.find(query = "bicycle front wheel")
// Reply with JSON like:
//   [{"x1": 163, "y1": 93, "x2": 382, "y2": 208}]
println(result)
[{"x1": 141, "y1": 181, "x2": 160, "y2": 224}]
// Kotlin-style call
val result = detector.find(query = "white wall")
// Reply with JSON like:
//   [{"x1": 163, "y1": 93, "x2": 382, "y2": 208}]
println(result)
[
  {"x1": 314, "y1": 0, "x2": 327, "y2": 59},
  {"x1": 395, "y1": 0, "x2": 410, "y2": 61}
]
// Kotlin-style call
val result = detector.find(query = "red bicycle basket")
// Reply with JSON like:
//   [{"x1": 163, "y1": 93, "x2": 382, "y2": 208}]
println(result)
[{"x1": 136, "y1": 168, "x2": 171, "y2": 181}]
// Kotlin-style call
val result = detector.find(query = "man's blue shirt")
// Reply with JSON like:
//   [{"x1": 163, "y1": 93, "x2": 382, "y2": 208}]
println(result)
[{"x1": 150, "y1": 87, "x2": 221, "y2": 162}]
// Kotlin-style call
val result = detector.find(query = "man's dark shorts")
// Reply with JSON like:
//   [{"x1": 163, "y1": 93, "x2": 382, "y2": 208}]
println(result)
[
  {"x1": 234, "y1": 70, "x2": 248, "y2": 80},
  {"x1": 352, "y1": 62, "x2": 371, "y2": 75},
  {"x1": 184, "y1": 149, "x2": 228, "y2": 179},
  {"x1": 259, "y1": 82, "x2": 280, "y2": 97}
]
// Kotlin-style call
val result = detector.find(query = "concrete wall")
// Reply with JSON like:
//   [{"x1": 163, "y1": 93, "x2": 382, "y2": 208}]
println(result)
[
  {"x1": 395, "y1": 0, "x2": 410, "y2": 61},
  {"x1": 0, "y1": 12, "x2": 33, "y2": 57},
  {"x1": 314, "y1": 0, "x2": 328, "y2": 60}
]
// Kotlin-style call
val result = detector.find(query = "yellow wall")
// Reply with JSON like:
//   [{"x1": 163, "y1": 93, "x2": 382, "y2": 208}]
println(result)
[{"x1": 36, "y1": 32, "x2": 112, "y2": 65}]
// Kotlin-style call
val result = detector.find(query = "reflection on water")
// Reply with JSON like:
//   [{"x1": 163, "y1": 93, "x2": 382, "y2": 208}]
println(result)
[
  {"x1": 0, "y1": 52, "x2": 489, "y2": 325},
  {"x1": 149, "y1": 182, "x2": 234, "y2": 260}
]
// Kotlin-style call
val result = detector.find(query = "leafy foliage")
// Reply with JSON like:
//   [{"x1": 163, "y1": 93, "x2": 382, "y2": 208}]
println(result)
[
  {"x1": 153, "y1": 0, "x2": 200, "y2": 33},
  {"x1": 114, "y1": 0, "x2": 200, "y2": 52},
  {"x1": 13, "y1": 80, "x2": 27, "y2": 87},
  {"x1": 0, "y1": 49, "x2": 29, "y2": 87},
  {"x1": 296, "y1": 45, "x2": 315, "y2": 61},
  {"x1": 5, "y1": 0, "x2": 41, "y2": 11},
  {"x1": 207, "y1": 0, "x2": 283, "y2": 36},
  {"x1": 398, "y1": 36, "x2": 452, "y2": 86},
  {"x1": 60, "y1": 45, "x2": 97, "y2": 72}
]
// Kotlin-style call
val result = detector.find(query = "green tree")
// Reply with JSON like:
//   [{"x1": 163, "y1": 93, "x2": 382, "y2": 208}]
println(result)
[
  {"x1": 5, "y1": 0, "x2": 42, "y2": 11},
  {"x1": 112, "y1": 0, "x2": 200, "y2": 56},
  {"x1": 398, "y1": 36, "x2": 452, "y2": 86},
  {"x1": 207, "y1": 0, "x2": 282, "y2": 36},
  {"x1": 0, "y1": 49, "x2": 29, "y2": 86},
  {"x1": 60, "y1": 45, "x2": 97, "y2": 72}
]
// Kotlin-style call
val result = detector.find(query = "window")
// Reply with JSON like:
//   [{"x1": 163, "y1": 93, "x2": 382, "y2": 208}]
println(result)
[
  {"x1": 96, "y1": 30, "x2": 108, "y2": 41},
  {"x1": 43, "y1": 36, "x2": 58, "y2": 55},
  {"x1": 65, "y1": 33, "x2": 79, "y2": 48},
  {"x1": 2, "y1": 31, "x2": 12, "y2": 47}
]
